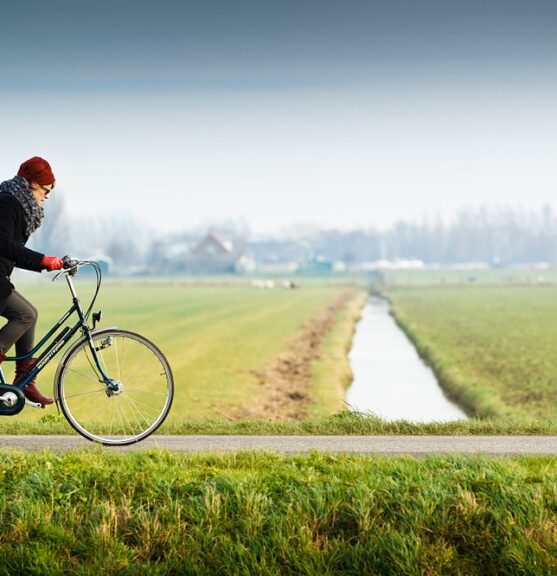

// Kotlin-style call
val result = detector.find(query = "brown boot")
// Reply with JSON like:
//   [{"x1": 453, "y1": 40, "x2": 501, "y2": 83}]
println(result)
[{"x1": 15, "y1": 358, "x2": 54, "y2": 406}]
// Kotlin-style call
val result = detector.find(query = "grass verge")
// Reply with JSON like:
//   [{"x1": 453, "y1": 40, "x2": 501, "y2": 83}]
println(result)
[
  {"x1": 308, "y1": 290, "x2": 368, "y2": 415},
  {"x1": 0, "y1": 450, "x2": 555, "y2": 575},
  {"x1": 1, "y1": 411, "x2": 556, "y2": 435}
]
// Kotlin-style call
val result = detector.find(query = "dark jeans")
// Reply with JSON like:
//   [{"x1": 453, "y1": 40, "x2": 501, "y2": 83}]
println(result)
[{"x1": 0, "y1": 290, "x2": 37, "y2": 356}]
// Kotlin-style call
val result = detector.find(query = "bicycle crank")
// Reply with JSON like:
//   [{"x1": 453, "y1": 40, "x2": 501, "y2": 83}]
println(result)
[{"x1": 0, "y1": 384, "x2": 25, "y2": 416}]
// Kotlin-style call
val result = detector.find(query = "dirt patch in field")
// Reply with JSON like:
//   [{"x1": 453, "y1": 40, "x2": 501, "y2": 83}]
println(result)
[{"x1": 232, "y1": 290, "x2": 357, "y2": 421}]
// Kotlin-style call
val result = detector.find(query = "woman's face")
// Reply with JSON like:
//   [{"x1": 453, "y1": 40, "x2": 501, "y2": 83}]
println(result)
[{"x1": 30, "y1": 182, "x2": 54, "y2": 207}]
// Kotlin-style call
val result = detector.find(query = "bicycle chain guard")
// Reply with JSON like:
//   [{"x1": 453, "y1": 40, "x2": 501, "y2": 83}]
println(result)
[{"x1": 0, "y1": 384, "x2": 26, "y2": 416}]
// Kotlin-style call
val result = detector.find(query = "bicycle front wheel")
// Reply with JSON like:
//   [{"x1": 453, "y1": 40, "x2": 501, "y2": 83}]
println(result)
[{"x1": 56, "y1": 329, "x2": 174, "y2": 445}]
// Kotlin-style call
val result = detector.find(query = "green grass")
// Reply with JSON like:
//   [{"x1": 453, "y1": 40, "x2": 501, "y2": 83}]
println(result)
[
  {"x1": 1, "y1": 411, "x2": 556, "y2": 436},
  {"x1": 381, "y1": 267, "x2": 557, "y2": 287},
  {"x1": 308, "y1": 291, "x2": 368, "y2": 416},
  {"x1": 6, "y1": 280, "x2": 357, "y2": 424},
  {"x1": 387, "y1": 285, "x2": 557, "y2": 421},
  {"x1": 8, "y1": 279, "x2": 557, "y2": 434},
  {"x1": 0, "y1": 450, "x2": 555, "y2": 575}
]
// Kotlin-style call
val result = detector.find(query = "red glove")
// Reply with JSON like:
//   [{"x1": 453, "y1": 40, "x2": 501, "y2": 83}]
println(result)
[{"x1": 41, "y1": 255, "x2": 64, "y2": 271}]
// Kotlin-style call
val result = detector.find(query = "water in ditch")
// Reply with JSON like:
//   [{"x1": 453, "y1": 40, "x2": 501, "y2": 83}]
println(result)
[{"x1": 346, "y1": 296, "x2": 467, "y2": 422}]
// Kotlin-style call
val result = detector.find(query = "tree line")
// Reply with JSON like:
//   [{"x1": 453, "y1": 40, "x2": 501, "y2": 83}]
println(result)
[{"x1": 30, "y1": 198, "x2": 557, "y2": 269}]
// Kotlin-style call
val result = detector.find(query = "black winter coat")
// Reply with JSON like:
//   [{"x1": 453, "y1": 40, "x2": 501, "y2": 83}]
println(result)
[{"x1": 0, "y1": 192, "x2": 44, "y2": 301}]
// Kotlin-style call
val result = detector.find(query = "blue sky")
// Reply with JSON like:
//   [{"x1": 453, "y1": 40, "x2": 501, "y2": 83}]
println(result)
[{"x1": 1, "y1": 0, "x2": 556, "y2": 234}]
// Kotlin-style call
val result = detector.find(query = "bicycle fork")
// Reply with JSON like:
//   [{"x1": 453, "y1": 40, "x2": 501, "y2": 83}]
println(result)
[{"x1": 65, "y1": 274, "x2": 119, "y2": 395}]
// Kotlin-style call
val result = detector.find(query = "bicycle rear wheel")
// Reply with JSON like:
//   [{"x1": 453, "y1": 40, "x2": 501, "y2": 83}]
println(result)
[{"x1": 55, "y1": 329, "x2": 174, "y2": 445}]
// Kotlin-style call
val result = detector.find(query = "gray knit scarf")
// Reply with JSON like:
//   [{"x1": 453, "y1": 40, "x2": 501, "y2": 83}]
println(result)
[{"x1": 0, "y1": 176, "x2": 44, "y2": 236}]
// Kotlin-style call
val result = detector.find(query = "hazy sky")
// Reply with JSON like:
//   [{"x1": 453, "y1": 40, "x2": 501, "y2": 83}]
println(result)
[{"x1": 0, "y1": 0, "x2": 556, "y2": 235}]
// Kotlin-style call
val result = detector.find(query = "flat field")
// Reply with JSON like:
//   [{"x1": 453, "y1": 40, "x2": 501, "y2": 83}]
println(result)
[
  {"x1": 381, "y1": 267, "x2": 557, "y2": 287},
  {"x1": 4, "y1": 279, "x2": 361, "y2": 425},
  {"x1": 388, "y1": 285, "x2": 557, "y2": 420}
]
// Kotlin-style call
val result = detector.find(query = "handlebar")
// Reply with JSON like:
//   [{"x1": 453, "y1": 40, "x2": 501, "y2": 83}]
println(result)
[
  {"x1": 51, "y1": 257, "x2": 104, "y2": 322},
  {"x1": 50, "y1": 256, "x2": 81, "y2": 279},
  {"x1": 52, "y1": 256, "x2": 100, "y2": 281},
  {"x1": 62, "y1": 255, "x2": 80, "y2": 270}
]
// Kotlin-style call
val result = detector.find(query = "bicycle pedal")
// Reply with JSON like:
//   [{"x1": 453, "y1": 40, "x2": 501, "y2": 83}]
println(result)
[{"x1": 25, "y1": 399, "x2": 44, "y2": 409}]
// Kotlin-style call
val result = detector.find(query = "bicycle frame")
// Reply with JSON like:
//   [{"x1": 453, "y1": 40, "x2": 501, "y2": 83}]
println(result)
[{"x1": 0, "y1": 273, "x2": 115, "y2": 394}]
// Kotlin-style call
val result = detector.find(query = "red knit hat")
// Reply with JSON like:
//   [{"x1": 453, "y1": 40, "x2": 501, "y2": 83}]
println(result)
[{"x1": 17, "y1": 156, "x2": 55, "y2": 186}]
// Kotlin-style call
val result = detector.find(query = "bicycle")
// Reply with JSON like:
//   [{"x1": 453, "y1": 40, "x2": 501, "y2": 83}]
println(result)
[{"x1": 0, "y1": 257, "x2": 174, "y2": 446}]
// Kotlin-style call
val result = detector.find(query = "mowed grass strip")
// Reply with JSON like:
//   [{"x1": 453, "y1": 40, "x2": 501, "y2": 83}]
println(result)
[
  {"x1": 309, "y1": 291, "x2": 368, "y2": 415},
  {"x1": 8, "y1": 281, "x2": 352, "y2": 423},
  {"x1": 2, "y1": 410, "x2": 557, "y2": 435},
  {"x1": 0, "y1": 450, "x2": 555, "y2": 575},
  {"x1": 388, "y1": 285, "x2": 557, "y2": 420}
]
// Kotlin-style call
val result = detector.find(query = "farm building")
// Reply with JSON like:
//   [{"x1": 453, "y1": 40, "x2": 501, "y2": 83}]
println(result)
[
  {"x1": 82, "y1": 253, "x2": 113, "y2": 275},
  {"x1": 188, "y1": 232, "x2": 240, "y2": 274},
  {"x1": 299, "y1": 257, "x2": 334, "y2": 275}
]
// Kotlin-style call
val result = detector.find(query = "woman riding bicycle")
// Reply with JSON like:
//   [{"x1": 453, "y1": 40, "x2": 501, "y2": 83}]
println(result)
[{"x1": 0, "y1": 156, "x2": 65, "y2": 406}]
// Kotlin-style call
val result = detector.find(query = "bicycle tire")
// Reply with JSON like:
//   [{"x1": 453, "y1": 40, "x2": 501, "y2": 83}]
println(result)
[{"x1": 55, "y1": 328, "x2": 174, "y2": 445}]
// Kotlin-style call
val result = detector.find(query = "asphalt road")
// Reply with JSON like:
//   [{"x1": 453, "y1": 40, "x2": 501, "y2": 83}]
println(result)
[{"x1": 0, "y1": 435, "x2": 556, "y2": 455}]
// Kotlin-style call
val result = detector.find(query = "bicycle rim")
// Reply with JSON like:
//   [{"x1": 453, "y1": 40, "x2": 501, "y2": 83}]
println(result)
[{"x1": 57, "y1": 329, "x2": 174, "y2": 445}]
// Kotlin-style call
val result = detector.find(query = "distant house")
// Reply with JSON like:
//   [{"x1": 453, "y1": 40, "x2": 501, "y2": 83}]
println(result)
[
  {"x1": 299, "y1": 257, "x2": 333, "y2": 275},
  {"x1": 84, "y1": 253, "x2": 113, "y2": 275},
  {"x1": 153, "y1": 231, "x2": 256, "y2": 275},
  {"x1": 188, "y1": 231, "x2": 242, "y2": 274},
  {"x1": 191, "y1": 232, "x2": 234, "y2": 258}
]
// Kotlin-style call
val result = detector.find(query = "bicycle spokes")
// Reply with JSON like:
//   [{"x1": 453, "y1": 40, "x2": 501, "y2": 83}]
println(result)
[{"x1": 57, "y1": 330, "x2": 173, "y2": 445}]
